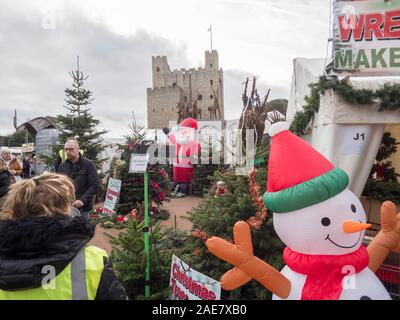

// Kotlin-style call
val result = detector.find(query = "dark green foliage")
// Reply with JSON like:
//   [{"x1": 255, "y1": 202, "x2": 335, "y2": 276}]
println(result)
[
  {"x1": 43, "y1": 61, "x2": 108, "y2": 171},
  {"x1": 194, "y1": 144, "x2": 228, "y2": 196},
  {"x1": 376, "y1": 132, "x2": 399, "y2": 162},
  {"x1": 56, "y1": 65, "x2": 108, "y2": 169},
  {"x1": 290, "y1": 77, "x2": 324, "y2": 136},
  {"x1": 115, "y1": 121, "x2": 171, "y2": 215},
  {"x1": 363, "y1": 132, "x2": 400, "y2": 204},
  {"x1": 109, "y1": 219, "x2": 187, "y2": 300},
  {"x1": 363, "y1": 178, "x2": 400, "y2": 204},
  {"x1": 375, "y1": 83, "x2": 400, "y2": 111},
  {"x1": 290, "y1": 76, "x2": 399, "y2": 136},
  {"x1": 181, "y1": 167, "x2": 285, "y2": 300},
  {"x1": 5, "y1": 129, "x2": 34, "y2": 147},
  {"x1": 266, "y1": 99, "x2": 288, "y2": 115}
]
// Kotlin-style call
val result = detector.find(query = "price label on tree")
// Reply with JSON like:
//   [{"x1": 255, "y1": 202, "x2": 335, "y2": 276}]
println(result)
[
  {"x1": 103, "y1": 178, "x2": 122, "y2": 215},
  {"x1": 129, "y1": 154, "x2": 149, "y2": 173},
  {"x1": 339, "y1": 125, "x2": 372, "y2": 155}
]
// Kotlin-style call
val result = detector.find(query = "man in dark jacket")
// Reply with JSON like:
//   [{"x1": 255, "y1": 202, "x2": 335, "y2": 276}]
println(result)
[
  {"x1": 0, "y1": 165, "x2": 10, "y2": 199},
  {"x1": 22, "y1": 156, "x2": 31, "y2": 179},
  {"x1": 57, "y1": 138, "x2": 99, "y2": 221}
]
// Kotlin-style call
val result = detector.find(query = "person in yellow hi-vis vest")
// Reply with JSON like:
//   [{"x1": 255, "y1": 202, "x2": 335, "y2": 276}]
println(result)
[
  {"x1": 55, "y1": 147, "x2": 84, "y2": 172},
  {"x1": 0, "y1": 173, "x2": 127, "y2": 300}
]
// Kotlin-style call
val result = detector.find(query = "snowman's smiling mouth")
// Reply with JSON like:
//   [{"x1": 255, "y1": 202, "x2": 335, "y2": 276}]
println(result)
[{"x1": 325, "y1": 233, "x2": 362, "y2": 249}]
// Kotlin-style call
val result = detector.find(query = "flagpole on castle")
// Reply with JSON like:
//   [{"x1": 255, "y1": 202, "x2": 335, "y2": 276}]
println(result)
[{"x1": 208, "y1": 25, "x2": 213, "y2": 51}]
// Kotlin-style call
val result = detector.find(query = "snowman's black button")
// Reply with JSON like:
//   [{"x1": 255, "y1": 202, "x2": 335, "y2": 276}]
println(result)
[{"x1": 360, "y1": 296, "x2": 371, "y2": 300}]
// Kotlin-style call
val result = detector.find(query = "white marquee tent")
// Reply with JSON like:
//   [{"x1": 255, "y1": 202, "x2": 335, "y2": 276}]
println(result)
[{"x1": 287, "y1": 58, "x2": 400, "y2": 197}]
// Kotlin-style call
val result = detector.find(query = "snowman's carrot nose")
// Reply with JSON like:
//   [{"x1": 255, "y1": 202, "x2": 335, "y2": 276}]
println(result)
[{"x1": 343, "y1": 221, "x2": 372, "y2": 233}]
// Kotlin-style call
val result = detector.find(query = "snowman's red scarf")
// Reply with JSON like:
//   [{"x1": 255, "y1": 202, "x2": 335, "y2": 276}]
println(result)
[{"x1": 283, "y1": 245, "x2": 369, "y2": 300}]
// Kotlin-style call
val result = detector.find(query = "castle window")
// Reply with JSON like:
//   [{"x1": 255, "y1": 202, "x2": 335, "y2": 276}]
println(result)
[
  {"x1": 198, "y1": 95, "x2": 203, "y2": 101},
  {"x1": 210, "y1": 94, "x2": 214, "y2": 100},
  {"x1": 184, "y1": 96, "x2": 188, "y2": 102},
  {"x1": 210, "y1": 64, "x2": 213, "y2": 68},
  {"x1": 172, "y1": 83, "x2": 176, "y2": 87},
  {"x1": 210, "y1": 80, "x2": 213, "y2": 86},
  {"x1": 153, "y1": 108, "x2": 155, "y2": 112},
  {"x1": 156, "y1": 67, "x2": 160, "y2": 72},
  {"x1": 162, "y1": 108, "x2": 164, "y2": 112}
]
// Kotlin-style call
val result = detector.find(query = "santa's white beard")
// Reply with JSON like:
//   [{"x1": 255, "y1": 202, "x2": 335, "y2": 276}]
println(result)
[{"x1": 177, "y1": 135, "x2": 191, "y2": 145}]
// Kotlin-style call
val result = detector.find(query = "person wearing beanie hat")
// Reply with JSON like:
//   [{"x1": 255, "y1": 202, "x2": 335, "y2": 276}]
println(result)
[
  {"x1": 163, "y1": 118, "x2": 201, "y2": 195},
  {"x1": 206, "y1": 122, "x2": 400, "y2": 300}
]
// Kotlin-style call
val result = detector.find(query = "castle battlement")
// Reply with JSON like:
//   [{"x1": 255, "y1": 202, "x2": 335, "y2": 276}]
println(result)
[
  {"x1": 147, "y1": 50, "x2": 224, "y2": 129},
  {"x1": 147, "y1": 86, "x2": 181, "y2": 94}
]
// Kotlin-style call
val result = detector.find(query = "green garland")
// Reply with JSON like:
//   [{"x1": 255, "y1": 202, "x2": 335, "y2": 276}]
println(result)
[{"x1": 290, "y1": 76, "x2": 400, "y2": 136}]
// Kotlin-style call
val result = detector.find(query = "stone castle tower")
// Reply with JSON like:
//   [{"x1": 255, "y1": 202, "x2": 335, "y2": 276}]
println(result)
[{"x1": 147, "y1": 50, "x2": 224, "y2": 129}]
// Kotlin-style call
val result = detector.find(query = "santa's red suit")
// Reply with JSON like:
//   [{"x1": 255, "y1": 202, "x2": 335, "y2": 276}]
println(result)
[{"x1": 167, "y1": 118, "x2": 201, "y2": 184}]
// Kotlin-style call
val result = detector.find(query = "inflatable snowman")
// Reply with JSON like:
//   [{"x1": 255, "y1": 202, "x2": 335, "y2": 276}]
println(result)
[{"x1": 207, "y1": 122, "x2": 400, "y2": 300}]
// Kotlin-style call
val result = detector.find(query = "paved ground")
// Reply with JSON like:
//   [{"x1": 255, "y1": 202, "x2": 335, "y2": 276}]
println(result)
[
  {"x1": 89, "y1": 196, "x2": 202, "y2": 254},
  {"x1": 89, "y1": 226, "x2": 122, "y2": 254},
  {"x1": 161, "y1": 196, "x2": 202, "y2": 231}
]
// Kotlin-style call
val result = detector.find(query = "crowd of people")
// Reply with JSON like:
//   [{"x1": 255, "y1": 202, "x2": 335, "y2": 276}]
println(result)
[
  {"x1": 0, "y1": 148, "x2": 34, "y2": 199},
  {"x1": 0, "y1": 138, "x2": 127, "y2": 300}
]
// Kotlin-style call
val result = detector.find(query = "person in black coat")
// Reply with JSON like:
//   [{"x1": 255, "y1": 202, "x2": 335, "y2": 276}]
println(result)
[
  {"x1": 0, "y1": 165, "x2": 10, "y2": 199},
  {"x1": 57, "y1": 138, "x2": 99, "y2": 222},
  {"x1": 22, "y1": 156, "x2": 31, "y2": 179},
  {"x1": 0, "y1": 173, "x2": 127, "y2": 300}
]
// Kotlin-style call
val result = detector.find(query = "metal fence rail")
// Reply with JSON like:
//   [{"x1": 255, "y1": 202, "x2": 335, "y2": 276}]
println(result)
[
  {"x1": 376, "y1": 262, "x2": 400, "y2": 300},
  {"x1": 363, "y1": 236, "x2": 400, "y2": 300}
]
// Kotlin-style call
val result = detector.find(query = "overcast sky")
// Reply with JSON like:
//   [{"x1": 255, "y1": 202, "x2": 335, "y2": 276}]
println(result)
[{"x1": 0, "y1": 0, "x2": 330, "y2": 138}]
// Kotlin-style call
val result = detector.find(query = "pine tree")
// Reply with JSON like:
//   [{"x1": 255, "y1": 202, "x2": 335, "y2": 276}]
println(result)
[
  {"x1": 56, "y1": 56, "x2": 108, "y2": 169},
  {"x1": 363, "y1": 132, "x2": 400, "y2": 203},
  {"x1": 193, "y1": 144, "x2": 227, "y2": 196},
  {"x1": 6, "y1": 129, "x2": 34, "y2": 147},
  {"x1": 114, "y1": 116, "x2": 171, "y2": 218},
  {"x1": 180, "y1": 163, "x2": 285, "y2": 300},
  {"x1": 109, "y1": 219, "x2": 186, "y2": 299}
]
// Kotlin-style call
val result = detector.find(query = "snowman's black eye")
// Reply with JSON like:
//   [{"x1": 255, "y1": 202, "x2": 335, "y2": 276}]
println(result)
[
  {"x1": 351, "y1": 204, "x2": 357, "y2": 213},
  {"x1": 321, "y1": 217, "x2": 331, "y2": 227}
]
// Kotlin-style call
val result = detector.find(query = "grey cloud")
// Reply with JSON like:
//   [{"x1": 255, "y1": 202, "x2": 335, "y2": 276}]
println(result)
[
  {"x1": 0, "y1": 1, "x2": 190, "y2": 137},
  {"x1": 0, "y1": 0, "x2": 288, "y2": 138},
  {"x1": 223, "y1": 69, "x2": 289, "y2": 120}
]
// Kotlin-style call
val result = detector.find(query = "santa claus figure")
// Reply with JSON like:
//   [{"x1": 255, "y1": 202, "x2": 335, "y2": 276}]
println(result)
[
  {"x1": 215, "y1": 181, "x2": 226, "y2": 196},
  {"x1": 163, "y1": 118, "x2": 201, "y2": 194}
]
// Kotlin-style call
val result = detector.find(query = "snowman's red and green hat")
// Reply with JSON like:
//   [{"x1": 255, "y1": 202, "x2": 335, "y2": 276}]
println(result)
[{"x1": 263, "y1": 122, "x2": 349, "y2": 213}]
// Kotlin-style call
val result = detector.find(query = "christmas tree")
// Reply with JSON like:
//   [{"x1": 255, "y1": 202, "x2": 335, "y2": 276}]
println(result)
[
  {"x1": 109, "y1": 219, "x2": 187, "y2": 299},
  {"x1": 363, "y1": 132, "x2": 400, "y2": 203},
  {"x1": 193, "y1": 144, "x2": 227, "y2": 196},
  {"x1": 5, "y1": 128, "x2": 34, "y2": 147},
  {"x1": 114, "y1": 116, "x2": 171, "y2": 218},
  {"x1": 180, "y1": 163, "x2": 285, "y2": 300},
  {"x1": 54, "y1": 56, "x2": 108, "y2": 169}
]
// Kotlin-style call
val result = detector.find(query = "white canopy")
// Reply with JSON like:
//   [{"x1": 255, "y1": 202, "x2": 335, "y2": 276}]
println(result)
[{"x1": 288, "y1": 58, "x2": 400, "y2": 197}]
